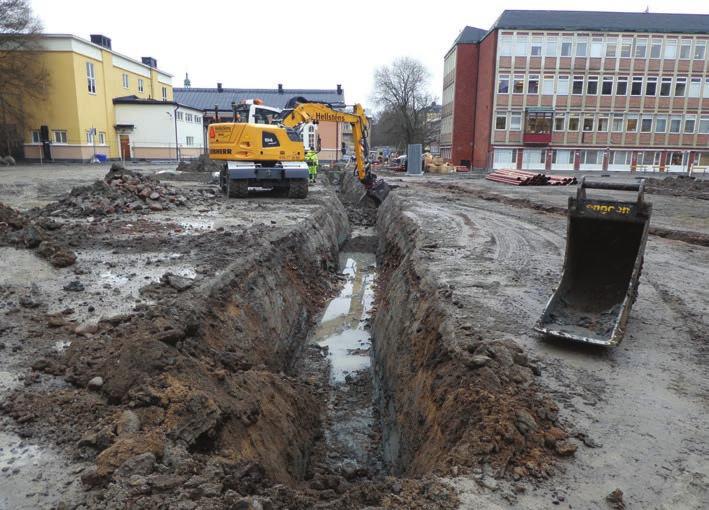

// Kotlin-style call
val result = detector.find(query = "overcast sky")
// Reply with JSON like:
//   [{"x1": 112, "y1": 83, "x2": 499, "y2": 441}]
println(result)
[{"x1": 31, "y1": 0, "x2": 709, "y2": 112}]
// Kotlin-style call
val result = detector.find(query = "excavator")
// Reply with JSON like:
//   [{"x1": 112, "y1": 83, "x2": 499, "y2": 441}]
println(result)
[{"x1": 208, "y1": 99, "x2": 390, "y2": 203}]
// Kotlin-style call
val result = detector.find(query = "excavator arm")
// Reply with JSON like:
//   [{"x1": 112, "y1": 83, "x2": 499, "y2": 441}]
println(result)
[{"x1": 279, "y1": 102, "x2": 390, "y2": 203}]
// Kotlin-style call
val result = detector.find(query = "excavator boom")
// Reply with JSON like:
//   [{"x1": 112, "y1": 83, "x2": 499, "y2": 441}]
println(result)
[{"x1": 279, "y1": 102, "x2": 391, "y2": 203}]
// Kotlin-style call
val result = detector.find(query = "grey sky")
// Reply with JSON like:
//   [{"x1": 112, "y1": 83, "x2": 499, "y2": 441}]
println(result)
[{"x1": 31, "y1": 0, "x2": 709, "y2": 112}]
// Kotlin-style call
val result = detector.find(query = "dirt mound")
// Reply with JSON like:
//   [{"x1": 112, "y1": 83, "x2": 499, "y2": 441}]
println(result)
[
  {"x1": 0, "y1": 202, "x2": 76, "y2": 267},
  {"x1": 41, "y1": 163, "x2": 189, "y2": 217},
  {"x1": 176, "y1": 154, "x2": 222, "y2": 173},
  {"x1": 645, "y1": 175, "x2": 709, "y2": 200}
]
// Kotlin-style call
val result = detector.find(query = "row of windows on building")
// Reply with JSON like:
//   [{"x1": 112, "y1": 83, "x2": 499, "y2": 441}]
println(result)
[
  {"x1": 498, "y1": 34, "x2": 707, "y2": 61},
  {"x1": 494, "y1": 148, "x2": 707, "y2": 168},
  {"x1": 31, "y1": 130, "x2": 107, "y2": 145},
  {"x1": 498, "y1": 74, "x2": 709, "y2": 98},
  {"x1": 494, "y1": 112, "x2": 709, "y2": 135},
  {"x1": 85, "y1": 62, "x2": 168, "y2": 100},
  {"x1": 175, "y1": 111, "x2": 202, "y2": 124}
]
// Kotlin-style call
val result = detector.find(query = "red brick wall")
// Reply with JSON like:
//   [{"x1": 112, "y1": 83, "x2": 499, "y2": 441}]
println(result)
[
  {"x1": 472, "y1": 30, "x2": 498, "y2": 169},
  {"x1": 451, "y1": 44, "x2": 479, "y2": 166}
]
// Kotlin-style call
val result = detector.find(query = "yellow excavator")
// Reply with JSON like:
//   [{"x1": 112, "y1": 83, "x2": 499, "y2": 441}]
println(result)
[{"x1": 208, "y1": 99, "x2": 390, "y2": 203}]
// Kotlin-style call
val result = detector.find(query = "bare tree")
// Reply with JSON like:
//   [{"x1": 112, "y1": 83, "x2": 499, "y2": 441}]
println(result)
[
  {"x1": 0, "y1": 0, "x2": 48, "y2": 156},
  {"x1": 372, "y1": 57, "x2": 434, "y2": 149}
]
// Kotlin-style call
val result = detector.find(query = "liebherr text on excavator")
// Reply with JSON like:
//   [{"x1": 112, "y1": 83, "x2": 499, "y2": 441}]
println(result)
[{"x1": 207, "y1": 99, "x2": 390, "y2": 203}]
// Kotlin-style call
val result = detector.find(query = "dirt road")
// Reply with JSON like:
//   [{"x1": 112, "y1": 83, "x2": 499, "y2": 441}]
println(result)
[{"x1": 377, "y1": 176, "x2": 708, "y2": 508}]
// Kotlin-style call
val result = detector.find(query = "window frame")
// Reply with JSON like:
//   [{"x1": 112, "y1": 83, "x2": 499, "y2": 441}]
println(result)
[
  {"x1": 53, "y1": 130, "x2": 68, "y2": 144},
  {"x1": 527, "y1": 74, "x2": 540, "y2": 94},
  {"x1": 616, "y1": 77, "x2": 628, "y2": 96},
  {"x1": 660, "y1": 77, "x2": 673, "y2": 97},
  {"x1": 586, "y1": 75, "x2": 598, "y2": 95},
  {"x1": 568, "y1": 114, "x2": 580, "y2": 131},
  {"x1": 684, "y1": 115, "x2": 696, "y2": 134},
  {"x1": 620, "y1": 38, "x2": 632, "y2": 58},
  {"x1": 611, "y1": 114, "x2": 624, "y2": 132},
  {"x1": 679, "y1": 40, "x2": 692, "y2": 59},
  {"x1": 495, "y1": 112, "x2": 507, "y2": 130},
  {"x1": 512, "y1": 74, "x2": 525, "y2": 94},
  {"x1": 31, "y1": 130, "x2": 40, "y2": 143},
  {"x1": 530, "y1": 37, "x2": 543, "y2": 57},
  {"x1": 542, "y1": 76, "x2": 554, "y2": 95},
  {"x1": 645, "y1": 76, "x2": 658, "y2": 96},
  {"x1": 640, "y1": 116, "x2": 653, "y2": 133},
  {"x1": 698, "y1": 116, "x2": 709, "y2": 134},
  {"x1": 650, "y1": 39, "x2": 662, "y2": 59},
  {"x1": 694, "y1": 41, "x2": 706, "y2": 60},
  {"x1": 98, "y1": 132, "x2": 106, "y2": 145},
  {"x1": 161, "y1": 86, "x2": 168, "y2": 101},
  {"x1": 674, "y1": 77, "x2": 687, "y2": 97},
  {"x1": 122, "y1": 73, "x2": 129, "y2": 89},
  {"x1": 86, "y1": 62, "x2": 96, "y2": 94},
  {"x1": 582, "y1": 116, "x2": 595, "y2": 132},
  {"x1": 634, "y1": 39, "x2": 648, "y2": 58},
  {"x1": 631, "y1": 76, "x2": 643, "y2": 96},
  {"x1": 498, "y1": 74, "x2": 510, "y2": 94},
  {"x1": 688, "y1": 77, "x2": 701, "y2": 98},
  {"x1": 572, "y1": 76, "x2": 584, "y2": 95},
  {"x1": 186, "y1": 136, "x2": 194, "y2": 146},
  {"x1": 625, "y1": 114, "x2": 639, "y2": 132},
  {"x1": 664, "y1": 39, "x2": 677, "y2": 59},
  {"x1": 601, "y1": 77, "x2": 614, "y2": 95},
  {"x1": 554, "y1": 114, "x2": 566, "y2": 131},
  {"x1": 509, "y1": 112, "x2": 522, "y2": 131},
  {"x1": 138, "y1": 79, "x2": 144, "y2": 93},
  {"x1": 575, "y1": 38, "x2": 588, "y2": 57},
  {"x1": 597, "y1": 116, "x2": 609, "y2": 132},
  {"x1": 669, "y1": 116, "x2": 682, "y2": 133},
  {"x1": 560, "y1": 39, "x2": 572, "y2": 57},
  {"x1": 557, "y1": 75, "x2": 570, "y2": 95},
  {"x1": 655, "y1": 115, "x2": 667, "y2": 133},
  {"x1": 545, "y1": 37, "x2": 558, "y2": 57}
]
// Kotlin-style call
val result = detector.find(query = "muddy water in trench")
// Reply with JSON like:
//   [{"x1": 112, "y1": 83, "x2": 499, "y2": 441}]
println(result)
[{"x1": 310, "y1": 251, "x2": 383, "y2": 474}]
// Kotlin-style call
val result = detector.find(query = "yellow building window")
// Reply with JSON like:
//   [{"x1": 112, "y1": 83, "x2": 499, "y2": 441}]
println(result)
[
  {"x1": 138, "y1": 79, "x2": 144, "y2": 93},
  {"x1": 162, "y1": 86, "x2": 167, "y2": 100},
  {"x1": 122, "y1": 73, "x2": 129, "y2": 88},
  {"x1": 53, "y1": 131, "x2": 68, "y2": 144},
  {"x1": 87, "y1": 62, "x2": 96, "y2": 94}
]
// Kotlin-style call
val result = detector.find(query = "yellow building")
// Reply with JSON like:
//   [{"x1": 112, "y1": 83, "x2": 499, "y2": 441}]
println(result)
[{"x1": 22, "y1": 34, "x2": 176, "y2": 161}]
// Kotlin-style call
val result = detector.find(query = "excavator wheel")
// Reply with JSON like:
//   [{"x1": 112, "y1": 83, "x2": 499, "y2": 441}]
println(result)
[
  {"x1": 288, "y1": 179, "x2": 308, "y2": 199},
  {"x1": 227, "y1": 179, "x2": 249, "y2": 198}
]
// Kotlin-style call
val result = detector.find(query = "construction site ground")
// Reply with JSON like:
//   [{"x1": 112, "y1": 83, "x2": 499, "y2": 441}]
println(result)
[{"x1": 0, "y1": 163, "x2": 707, "y2": 509}]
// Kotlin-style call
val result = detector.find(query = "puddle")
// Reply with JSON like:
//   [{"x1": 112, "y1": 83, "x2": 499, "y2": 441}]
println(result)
[
  {"x1": 313, "y1": 253, "x2": 376, "y2": 383},
  {"x1": 310, "y1": 252, "x2": 381, "y2": 472},
  {"x1": 0, "y1": 431, "x2": 84, "y2": 510}
]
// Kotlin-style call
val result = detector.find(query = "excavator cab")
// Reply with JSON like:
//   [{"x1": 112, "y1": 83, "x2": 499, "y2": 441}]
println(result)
[{"x1": 535, "y1": 178, "x2": 652, "y2": 346}]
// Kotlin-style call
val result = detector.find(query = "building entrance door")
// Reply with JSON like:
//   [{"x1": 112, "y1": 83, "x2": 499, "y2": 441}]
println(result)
[{"x1": 120, "y1": 135, "x2": 131, "y2": 160}]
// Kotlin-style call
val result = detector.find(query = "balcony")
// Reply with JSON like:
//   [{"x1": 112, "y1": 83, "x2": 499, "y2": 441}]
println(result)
[
  {"x1": 523, "y1": 109, "x2": 553, "y2": 146},
  {"x1": 523, "y1": 132, "x2": 552, "y2": 145}
]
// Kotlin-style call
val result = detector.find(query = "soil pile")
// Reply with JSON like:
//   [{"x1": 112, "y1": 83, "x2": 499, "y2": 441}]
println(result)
[
  {"x1": 645, "y1": 175, "x2": 709, "y2": 200},
  {"x1": 176, "y1": 154, "x2": 222, "y2": 173},
  {"x1": 41, "y1": 164, "x2": 189, "y2": 217},
  {"x1": 0, "y1": 202, "x2": 76, "y2": 267}
]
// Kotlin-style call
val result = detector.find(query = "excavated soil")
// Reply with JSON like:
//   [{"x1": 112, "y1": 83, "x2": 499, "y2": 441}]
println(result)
[{"x1": 4, "y1": 165, "x2": 705, "y2": 509}]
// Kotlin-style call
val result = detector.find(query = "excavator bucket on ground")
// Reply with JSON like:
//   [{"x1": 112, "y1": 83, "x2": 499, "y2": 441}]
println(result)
[
  {"x1": 535, "y1": 178, "x2": 652, "y2": 346},
  {"x1": 366, "y1": 178, "x2": 392, "y2": 205}
]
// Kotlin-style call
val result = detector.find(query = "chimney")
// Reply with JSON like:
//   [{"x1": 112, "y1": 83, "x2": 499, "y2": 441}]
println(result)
[
  {"x1": 336, "y1": 84, "x2": 343, "y2": 95},
  {"x1": 278, "y1": 83, "x2": 283, "y2": 94},
  {"x1": 217, "y1": 82, "x2": 223, "y2": 93},
  {"x1": 141, "y1": 57, "x2": 158, "y2": 68},
  {"x1": 90, "y1": 34, "x2": 111, "y2": 50}
]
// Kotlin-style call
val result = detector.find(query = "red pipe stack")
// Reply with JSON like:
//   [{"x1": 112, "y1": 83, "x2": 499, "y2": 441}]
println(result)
[{"x1": 486, "y1": 169, "x2": 577, "y2": 186}]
